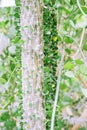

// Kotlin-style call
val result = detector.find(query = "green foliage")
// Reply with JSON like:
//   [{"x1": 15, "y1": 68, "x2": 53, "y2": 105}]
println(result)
[
  {"x1": 0, "y1": 0, "x2": 22, "y2": 130},
  {"x1": 64, "y1": 35, "x2": 74, "y2": 44},
  {"x1": 64, "y1": 61, "x2": 75, "y2": 70},
  {"x1": 44, "y1": 4, "x2": 59, "y2": 129},
  {"x1": 44, "y1": 0, "x2": 87, "y2": 129},
  {"x1": 83, "y1": 44, "x2": 87, "y2": 50},
  {"x1": 0, "y1": 112, "x2": 10, "y2": 121},
  {"x1": 4, "y1": 119, "x2": 16, "y2": 130},
  {"x1": 81, "y1": 6, "x2": 87, "y2": 14},
  {"x1": 0, "y1": 0, "x2": 87, "y2": 130}
]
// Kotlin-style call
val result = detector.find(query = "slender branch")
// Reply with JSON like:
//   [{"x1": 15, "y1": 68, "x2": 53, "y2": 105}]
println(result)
[
  {"x1": 78, "y1": 74, "x2": 87, "y2": 89},
  {"x1": 6, "y1": 66, "x2": 17, "y2": 84},
  {"x1": 51, "y1": 49, "x2": 65, "y2": 130},
  {"x1": 79, "y1": 28, "x2": 85, "y2": 48},
  {"x1": 79, "y1": 47, "x2": 86, "y2": 65},
  {"x1": 78, "y1": 28, "x2": 86, "y2": 64},
  {"x1": 76, "y1": 28, "x2": 85, "y2": 54},
  {"x1": 77, "y1": 0, "x2": 87, "y2": 16},
  {"x1": 74, "y1": 28, "x2": 86, "y2": 64}
]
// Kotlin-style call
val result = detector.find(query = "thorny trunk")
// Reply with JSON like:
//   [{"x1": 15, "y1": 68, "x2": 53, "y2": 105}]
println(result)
[{"x1": 20, "y1": 0, "x2": 45, "y2": 130}]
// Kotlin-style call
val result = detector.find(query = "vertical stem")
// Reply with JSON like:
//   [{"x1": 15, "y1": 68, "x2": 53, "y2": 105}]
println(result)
[
  {"x1": 51, "y1": 50, "x2": 65, "y2": 130},
  {"x1": 20, "y1": 0, "x2": 45, "y2": 130}
]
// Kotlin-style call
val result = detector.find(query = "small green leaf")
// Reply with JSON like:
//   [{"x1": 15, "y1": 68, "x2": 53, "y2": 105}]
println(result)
[
  {"x1": 60, "y1": 83, "x2": 67, "y2": 90},
  {"x1": 13, "y1": 37, "x2": 20, "y2": 44},
  {"x1": 0, "y1": 78, "x2": 6, "y2": 84},
  {"x1": 0, "y1": 112, "x2": 10, "y2": 121},
  {"x1": 44, "y1": 0, "x2": 50, "y2": 4},
  {"x1": 81, "y1": 6, "x2": 87, "y2": 14},
  {"x1": 64, "y1": 35, "x2": 74, "y2": 44},
  {"x1": 59, "y1": 6, "x2": 70, "y2": 14},
  {"x1": 58, "y1": 35, "x2": 62, "y2": 42},
  {"x1": 14, "y1": 13, "x2": 20, "y2": 18},
  {"x1": 19, "y1": 39, "x2": 24, "y2": 44},
  {"x1": 65, "y1": 48, "x2": 71, "y2": 54},
  {"x1": 75, "y1": 59, "x2": 83, "y2": 65},
  {"x1": 83, "y1": 44, "x2": 87, "y2": 51},
  {"x1": 70, "y1": 0, "x2": 76, "y2": 5},
  {"x1": 64, "y1": 62, "x2": 75, "y2": 70}
]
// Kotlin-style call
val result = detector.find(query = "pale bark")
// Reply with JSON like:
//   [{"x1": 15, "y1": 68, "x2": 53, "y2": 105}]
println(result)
[{"x1": 20, "y1": 0, "x2": 45, "y2": 130}]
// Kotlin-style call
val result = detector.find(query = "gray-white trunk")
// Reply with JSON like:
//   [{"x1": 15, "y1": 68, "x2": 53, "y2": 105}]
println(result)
[{"x1": 20, "y1": 0, "x2": 45, "y2": 130}]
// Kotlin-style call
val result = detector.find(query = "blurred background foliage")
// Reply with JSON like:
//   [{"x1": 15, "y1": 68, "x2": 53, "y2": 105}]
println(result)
[
  {"x1": 0, "y1": 0, "x2": 87, "y2": 130},
  {"x1": 0, "y1": 1, "x2": 22, "y2": 130}
]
